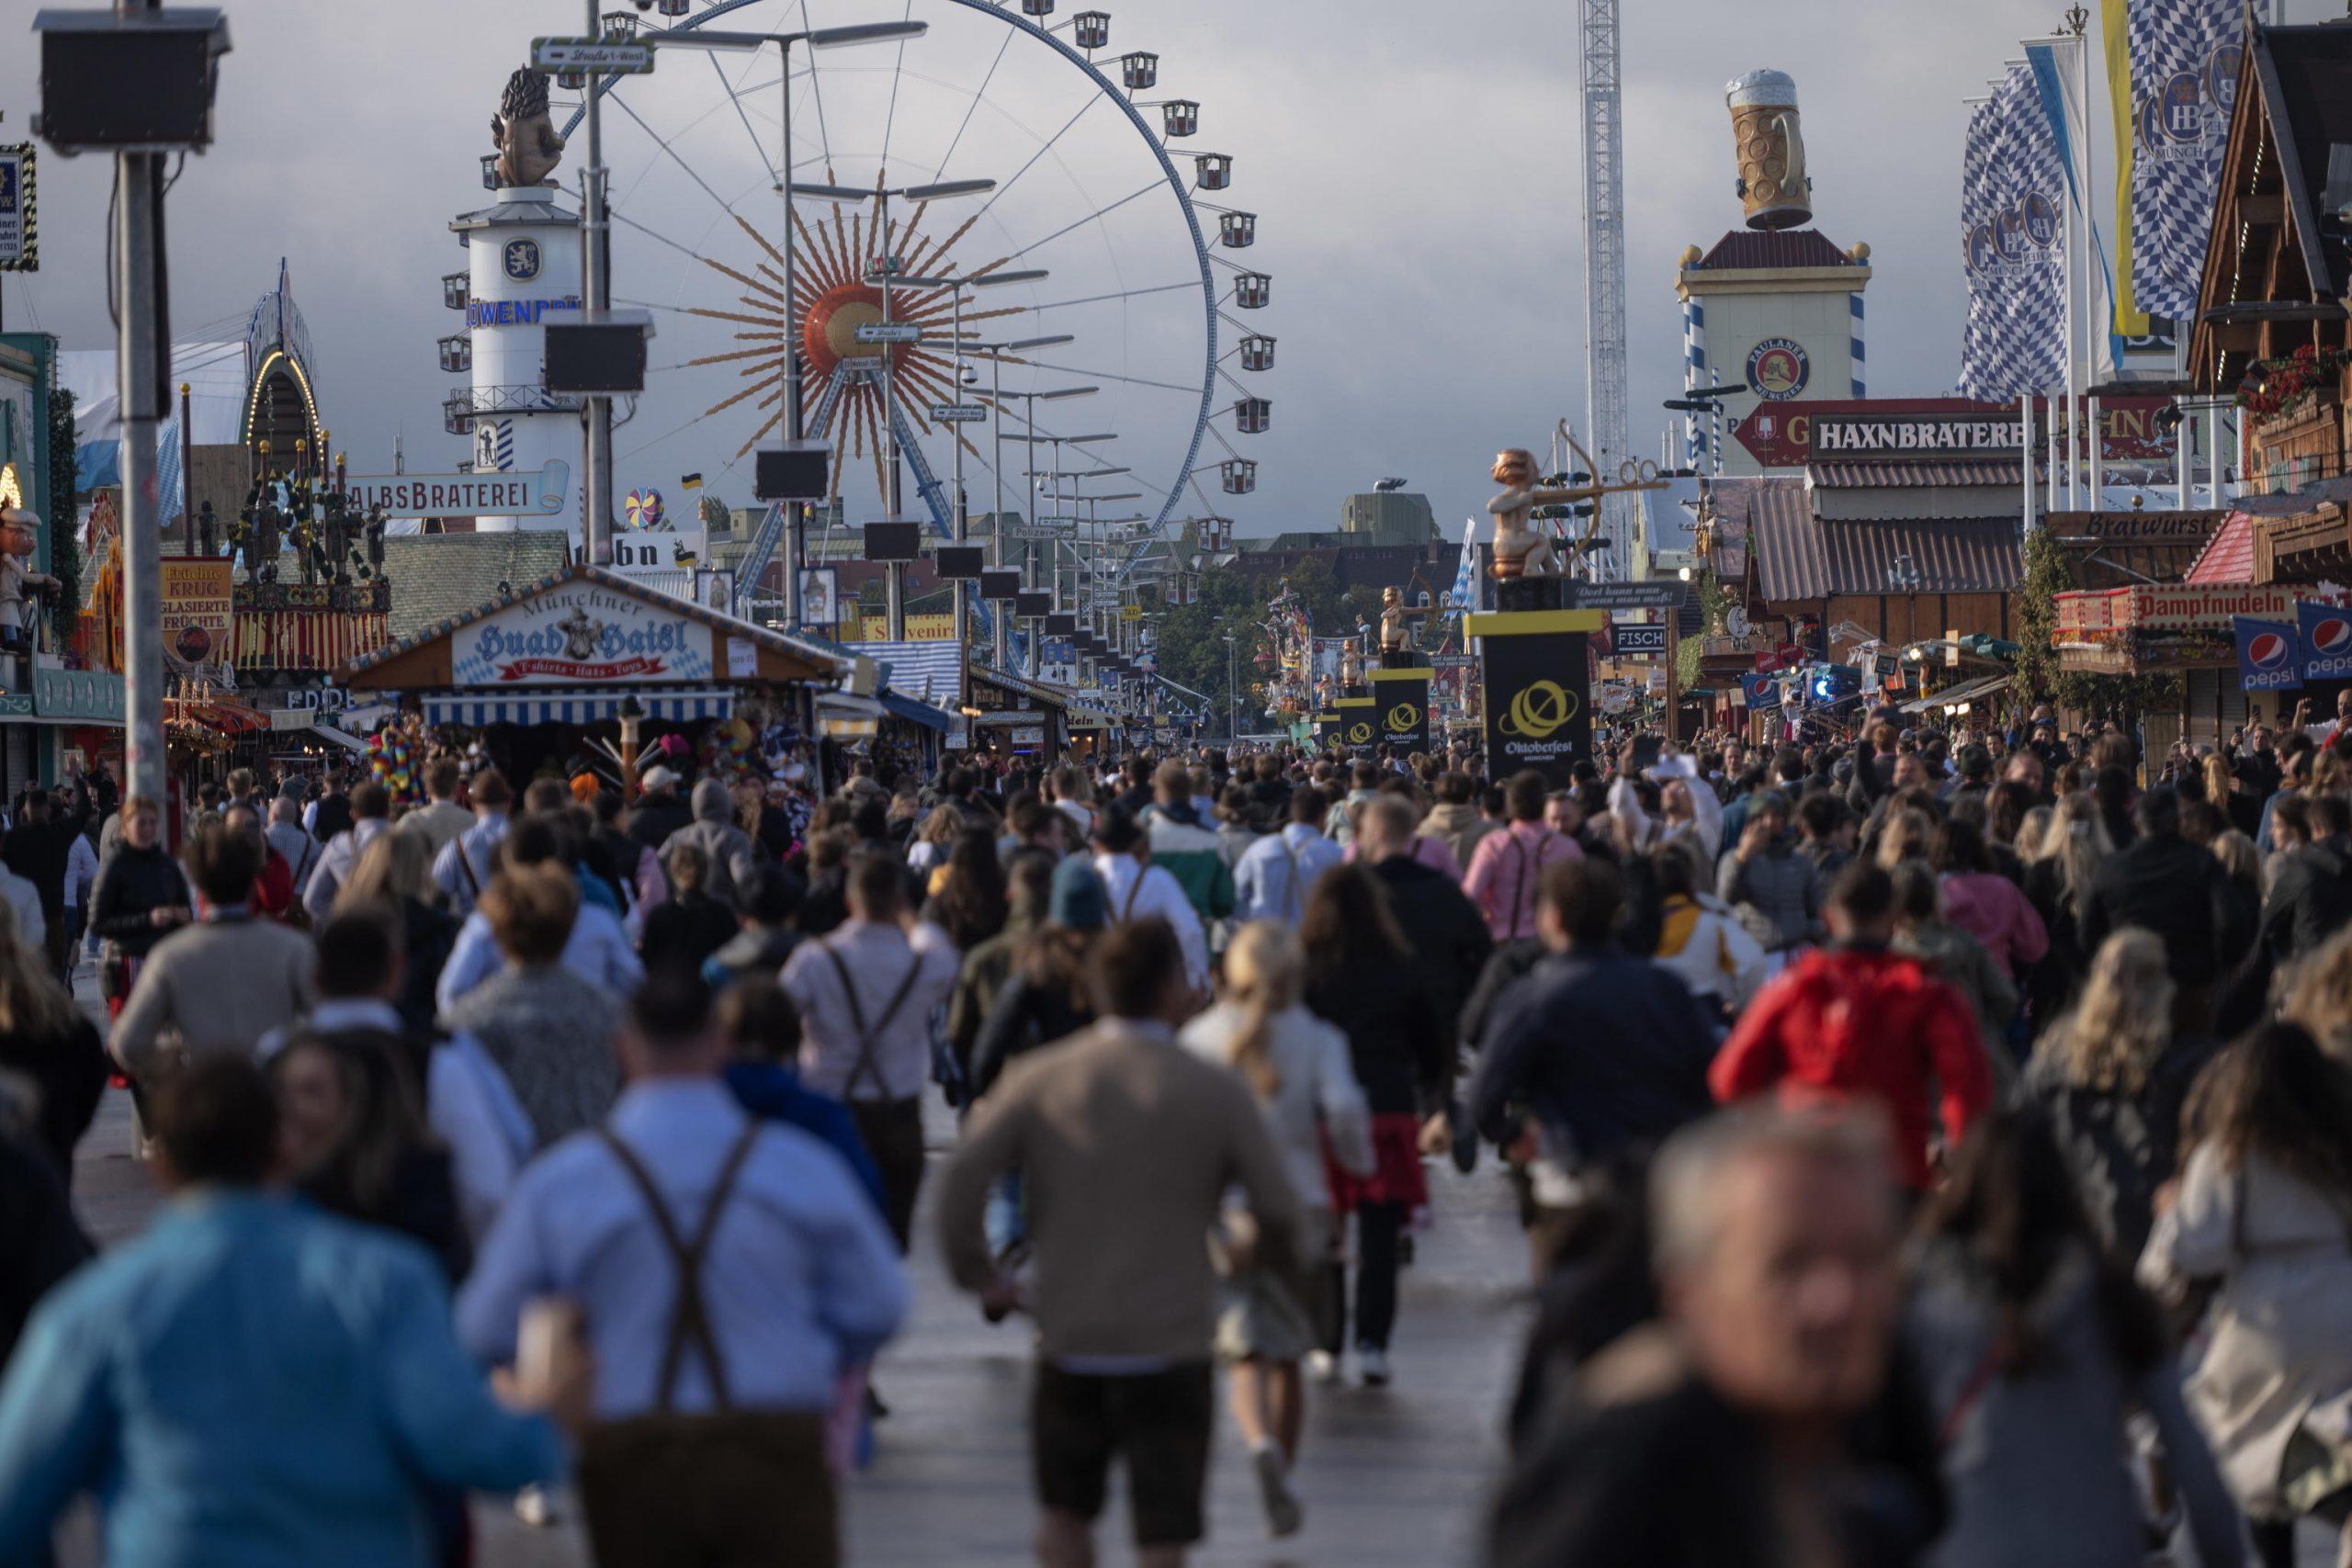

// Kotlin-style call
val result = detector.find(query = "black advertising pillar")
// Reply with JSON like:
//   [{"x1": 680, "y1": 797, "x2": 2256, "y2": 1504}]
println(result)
[
  {"x1": 1469, "y1": 609, "x2": 1600, "y2": 788},
  {"x1": 1335, "y1": 695, "x2": 1376, "y2": 753},
  {"x1": 1314, "y1": 710, "x2": 1340, "y2": 749},
  {"x1": 1370, "y1": 666, "x2": 1432, "y2": 753}
]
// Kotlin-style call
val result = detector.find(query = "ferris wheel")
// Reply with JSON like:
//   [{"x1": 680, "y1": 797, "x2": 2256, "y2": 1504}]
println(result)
[{"x1": 556, "y1": 0, "x2": 1273, "y2": 590}]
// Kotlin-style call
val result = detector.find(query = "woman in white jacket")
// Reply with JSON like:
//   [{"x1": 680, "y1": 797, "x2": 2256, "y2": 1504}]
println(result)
[
  {"x1": 1182, "y1": 920, "x2": 1374, "y2": 1539},
  {"x1": 2138, "y1": 1021, "x2": 2352, "y2": 1568},
  {"x1": 1645, "y1": 844, "x2": 1764, "y2": 1020}
]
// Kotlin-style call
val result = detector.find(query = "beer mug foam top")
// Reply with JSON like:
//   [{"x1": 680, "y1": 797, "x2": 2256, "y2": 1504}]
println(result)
[{"x1": 1725, "y1": 69, "x2": 1811, "y2": 232}]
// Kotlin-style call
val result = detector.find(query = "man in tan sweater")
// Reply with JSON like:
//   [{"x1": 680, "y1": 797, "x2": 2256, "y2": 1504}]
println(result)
[
  {"x1": 111, "y1": 822, "x2": 315, "y2": 1082},
  {"x1": 937, "y1": 917, "x2": 1302, "y2": 1568}
]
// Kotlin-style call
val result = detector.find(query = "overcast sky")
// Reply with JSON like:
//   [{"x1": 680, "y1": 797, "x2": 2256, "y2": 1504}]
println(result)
[{"x1": 0, "y1": 0, "x2": 2308, "y2": 537}]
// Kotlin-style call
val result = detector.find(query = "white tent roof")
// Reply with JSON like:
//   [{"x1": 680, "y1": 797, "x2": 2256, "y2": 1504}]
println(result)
[{"x1": 56, "y1": 340, "x2": 250, "y2": 448}]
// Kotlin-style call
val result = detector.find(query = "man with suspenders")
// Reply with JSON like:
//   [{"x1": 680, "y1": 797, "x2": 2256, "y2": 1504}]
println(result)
[
  {"x1": 781, "y1": 850, "x2": 960, "y2": 1250},
  {"x1": 460, "y1": 969, "x2": 906, "y2": 1567},
  {"x1": 1234, "y1": 785, "x2": 1345, "y2": 924},
  {"x1": 433, "y1": 769, "x2": 514, "y2": 919},
  {"x1": 1089, "y1": 808, "x2": 1211, "y2": 996},
  {"x1": 1464, "y1": 771, "x2": 1583, "y2": 942}
]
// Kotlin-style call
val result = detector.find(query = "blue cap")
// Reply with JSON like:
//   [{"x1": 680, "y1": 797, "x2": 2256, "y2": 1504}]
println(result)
[{"x1": 1049, "y1": 856, "x2": 1107, "y2": 931}]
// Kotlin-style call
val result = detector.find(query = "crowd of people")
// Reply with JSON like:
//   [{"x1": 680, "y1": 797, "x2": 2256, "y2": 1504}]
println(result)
[{"x1": 0, "y1": 700, "x2": 2349, "y2": 1566}]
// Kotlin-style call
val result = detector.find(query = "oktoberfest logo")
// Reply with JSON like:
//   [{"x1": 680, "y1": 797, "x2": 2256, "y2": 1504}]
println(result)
[
  {"x1": 1498, "y1": 680, "x2": 1577, "y2": 742},
  {"x1": 1747, "y1": 338, "x2": 1809, "y2": 401},
  {"x1": 1385, "y1": 703, "x2": 1421, "y2": 732},
  {"x1": 504, "y1": 238, "x2": 541, "y2": 281},
  {"x1": 1346, "y1": 721, "x2": 1374, "y2": 745}
]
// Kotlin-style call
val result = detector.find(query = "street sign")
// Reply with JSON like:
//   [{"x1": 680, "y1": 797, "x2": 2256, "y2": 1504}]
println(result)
[
  {"x1": 1121, "y1": 604, "x2": 1143, "y2": 621},
  {"x1": 1611, "y1": 624, "x2": 1668, "y2": 657},
  {"x1": 928, "y1": 403, "x2": 988, "y2": 423},
  {"x1": 531, "y1": 37, "x2": 656, "y2": 73},
  {"x1": 1010, "y1": 522, "x2": 1078, "y2": 540},
  {"x1": 1565, "y1": 581, "x2": 1684, "y2": 612},
  {"x1": 854, "y1": 323, "x2": 923, "y2": 344}
]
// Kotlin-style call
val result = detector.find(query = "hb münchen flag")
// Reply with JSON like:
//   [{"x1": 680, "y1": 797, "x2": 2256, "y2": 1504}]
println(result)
[{"x1": 2118, "y1": 0, "x2": 2243, "y2": 326}]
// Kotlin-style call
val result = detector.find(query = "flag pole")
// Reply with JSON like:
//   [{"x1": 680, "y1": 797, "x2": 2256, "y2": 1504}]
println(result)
[{"x1": 2071, "y1": 16, "x2": 2098, "y2": 505}]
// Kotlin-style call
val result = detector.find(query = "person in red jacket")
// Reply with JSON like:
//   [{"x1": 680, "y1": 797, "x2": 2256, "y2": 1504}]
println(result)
[
  {"x1": 1709, "y1": 860, "x2": 1991, "y2": 1192},
  {"x1": 227, "y1": 803, "x2": 297, "y2": 921}
]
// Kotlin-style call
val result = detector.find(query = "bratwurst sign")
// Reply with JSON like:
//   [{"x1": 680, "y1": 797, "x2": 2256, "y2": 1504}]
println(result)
[{"x1": 454, "y1": 583, "x2": 714, "y2": 686}]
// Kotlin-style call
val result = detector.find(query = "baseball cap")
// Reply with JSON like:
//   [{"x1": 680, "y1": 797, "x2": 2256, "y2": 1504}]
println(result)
[{"x1": 640, "y1": 765, "x2": 681, "y2": 793}]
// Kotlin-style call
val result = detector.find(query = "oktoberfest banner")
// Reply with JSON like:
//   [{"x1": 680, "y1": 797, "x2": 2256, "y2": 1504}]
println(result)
[
  {"x1": 1469, "y1": 611, "x2": 1596, "y2": 790},
  {"x1": 1334, "y1": 696, "x2": 1376, "y2": 752},
  {"x1": 1371, "y1": 668, "x2": 1432, "y2": 754},
  {"x1": 2117, "y1": 0, "x2": 2242, "y2": 326},
  {"x1": 1958, "y1": 63, "x2": 2068, "y2": 400}
]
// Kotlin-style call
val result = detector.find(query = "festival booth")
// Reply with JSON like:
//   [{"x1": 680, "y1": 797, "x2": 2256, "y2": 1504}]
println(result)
[
  {"x1": 336, "y1": 564, "x2": 846, "y2": 791},
  {"x1": 965, "y1": 666, "x2": 1069, "y2": 760}
]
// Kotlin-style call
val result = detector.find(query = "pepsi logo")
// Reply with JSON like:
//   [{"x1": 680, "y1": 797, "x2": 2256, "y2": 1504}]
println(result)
[
  {"x1": 2248, "y1": 632, "x2": 2290, "y2": 670},
  {"x1": 2314, "y1": 618, "x2": 2352, "y2": 657}
]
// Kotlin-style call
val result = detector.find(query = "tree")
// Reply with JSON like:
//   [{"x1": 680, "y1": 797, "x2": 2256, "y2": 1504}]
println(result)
[{"x1": 46, "y1": 382, "x2": 80, "y2": 647}]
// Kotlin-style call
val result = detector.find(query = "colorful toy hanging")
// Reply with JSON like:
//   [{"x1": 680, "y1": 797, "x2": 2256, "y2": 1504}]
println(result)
[{"x1": 624, "y1": 488, "x2": 666, "y2": 529}]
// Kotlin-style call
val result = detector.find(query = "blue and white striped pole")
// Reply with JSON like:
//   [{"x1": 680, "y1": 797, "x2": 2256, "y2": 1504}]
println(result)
[
  {"x1": 1683, "y1": 297, "x2": 1706, "y2": 470},
  {"x1": 1849, "y1": 292, "x2": 1866, "y2": 398}
]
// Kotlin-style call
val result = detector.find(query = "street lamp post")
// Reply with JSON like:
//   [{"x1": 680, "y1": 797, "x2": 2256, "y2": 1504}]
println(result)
[
  {"x1": 863, "y1": 268, "x2": 1045, "y2": 697},
  {"x1": 966, "y1": 335, "x2": 1075, "y2": 667},
  {"x1": 987, "y1": 387, "x2": 1100, "y2": 670},
  {"x1": 1224, "y1": 632, "x2": 1238, "y2": 743},
  {"x1": 641, "y1": 19, "x2": 929, "y2": 618}
]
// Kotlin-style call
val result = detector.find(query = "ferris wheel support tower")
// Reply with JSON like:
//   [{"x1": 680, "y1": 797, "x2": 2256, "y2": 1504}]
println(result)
[{"x1": 1578, "y1": 0, "x2": 1629, "y2": 582}]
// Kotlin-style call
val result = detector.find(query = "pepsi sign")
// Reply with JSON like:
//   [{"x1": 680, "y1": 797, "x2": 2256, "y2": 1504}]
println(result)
[
  {"x1": 2299, "y1": 600, "x2": 2352, "y2": 680},
  {"x1": 2234, "y1": 615, "x2": 2301, "y2": 692}
]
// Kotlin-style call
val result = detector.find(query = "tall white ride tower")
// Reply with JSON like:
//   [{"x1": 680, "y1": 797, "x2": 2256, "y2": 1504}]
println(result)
[{"x1": 1578, "y1": 0, "x2": 1630, "y2": 581}]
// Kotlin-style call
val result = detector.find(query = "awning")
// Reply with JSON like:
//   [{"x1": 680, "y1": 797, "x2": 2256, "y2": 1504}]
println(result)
[
  {"x1": 877, "y1": 690, "x2": 951, "y2": 732},
  {"x1": 423, "y1": 688, "x2": 733, "y2": 727},
  {"x1": 1899, "y1": 672, "x2": 2012, "y2": 715},
  {"x1": 311, "y1": 725, "x2": 370, "y2": 753}
]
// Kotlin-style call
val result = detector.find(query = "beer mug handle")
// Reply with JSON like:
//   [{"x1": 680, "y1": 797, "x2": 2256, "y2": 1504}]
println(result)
[{"x1": 1776, "y1": 109, "x2": 1805, "y2": 194}]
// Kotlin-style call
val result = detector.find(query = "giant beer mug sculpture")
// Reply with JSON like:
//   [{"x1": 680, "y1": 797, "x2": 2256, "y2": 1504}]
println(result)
[{"x1": 1726, "y1": 69, "x2": 1810, "y2": 231}]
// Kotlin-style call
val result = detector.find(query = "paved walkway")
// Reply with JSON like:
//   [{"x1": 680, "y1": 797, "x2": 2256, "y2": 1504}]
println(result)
[{"x1": 62, "y1": 998, "x2": 1532, "y2": 1566}]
